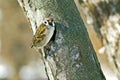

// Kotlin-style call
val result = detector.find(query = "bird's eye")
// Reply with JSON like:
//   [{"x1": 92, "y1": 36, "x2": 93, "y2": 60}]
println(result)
[{"x1": 44, "y1": 21, "x2": 47, "y2": 24}]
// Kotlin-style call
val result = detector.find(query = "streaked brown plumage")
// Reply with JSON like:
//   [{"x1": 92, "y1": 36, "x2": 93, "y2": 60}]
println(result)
[
  {"x1": 32, "y1": 23, "x2": 47, "y2": 47},
  {"x1": 31, "y1": 18, "x2": 55, "y2": 48}
]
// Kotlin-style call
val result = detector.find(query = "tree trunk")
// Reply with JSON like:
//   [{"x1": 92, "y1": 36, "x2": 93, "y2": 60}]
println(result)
[{"x1": 17, "y1": 0, "x2": 106, "y2": 80}]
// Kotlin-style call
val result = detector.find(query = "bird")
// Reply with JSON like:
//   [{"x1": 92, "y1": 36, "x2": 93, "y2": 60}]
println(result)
[{"x1": 31, "y1": 17, "x2": 55, "y2": 57}]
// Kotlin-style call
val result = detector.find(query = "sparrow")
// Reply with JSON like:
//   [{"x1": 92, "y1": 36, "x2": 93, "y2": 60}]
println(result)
[{"x1": 31, "y1": 17, "x2": 55, "y2": 49}]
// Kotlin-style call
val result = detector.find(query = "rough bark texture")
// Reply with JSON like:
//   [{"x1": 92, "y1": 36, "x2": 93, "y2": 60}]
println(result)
[{"x1": 17, "y1": 0, "x2": 106, "y2": 80}]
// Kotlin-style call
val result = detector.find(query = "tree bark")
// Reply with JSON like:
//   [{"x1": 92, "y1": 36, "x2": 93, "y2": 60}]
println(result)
[{"x1": 17, "y1": 0, "x2": 106, "y2": 80}]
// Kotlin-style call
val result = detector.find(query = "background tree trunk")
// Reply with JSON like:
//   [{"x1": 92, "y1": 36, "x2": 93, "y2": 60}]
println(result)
[
  {"x1": 75, "y1": 0, "x2": 120, "y2": 80},
  {"x1": 17, "y1": 0, "x2": 106, "y2": 80}
]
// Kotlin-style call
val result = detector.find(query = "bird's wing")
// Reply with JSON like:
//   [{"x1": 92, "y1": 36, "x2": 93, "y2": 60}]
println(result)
[
  {"x1": 36, "y1": 23, "x2": 47, "y2": 38},
  {"x1": 32, "y1": 23, "x2": 47, "y2": 47}
]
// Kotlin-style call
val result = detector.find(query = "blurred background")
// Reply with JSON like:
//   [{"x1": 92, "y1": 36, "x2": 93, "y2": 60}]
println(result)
[
  {"x1": 0, "y1": 0, "x2": 47, "y2": 80},
  {"x1": 75, "y1": 0, "x2": 120, "y2": 80},
  {"x1": 0, "y1": 0, "x2": 120, "y2": 80}
]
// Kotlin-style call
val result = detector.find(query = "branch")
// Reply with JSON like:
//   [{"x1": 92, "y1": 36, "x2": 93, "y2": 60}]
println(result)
[{"x1": 17, "y1": 0, "x2": 106, "y2": 80}]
